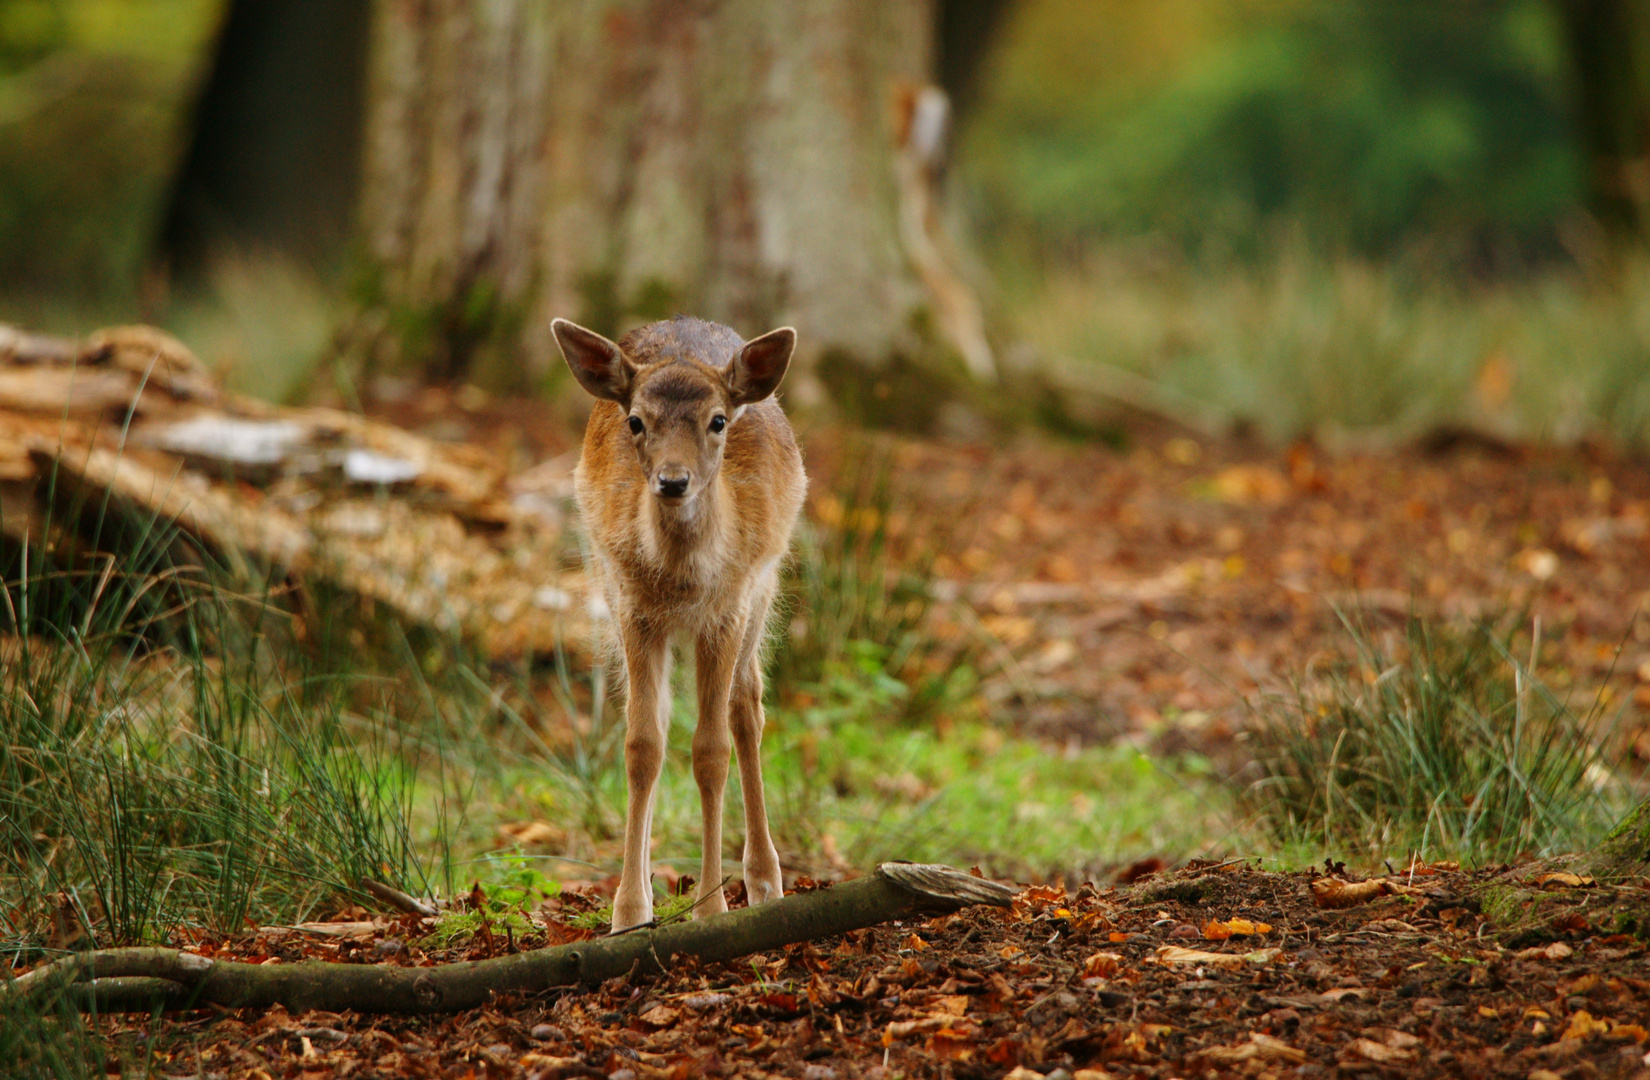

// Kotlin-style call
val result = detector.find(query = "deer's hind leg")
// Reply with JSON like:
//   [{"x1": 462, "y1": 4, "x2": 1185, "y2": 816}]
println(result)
[
  {"x1": 729, "y1": 580, "x2": 783, "y2": 905},
  {"x1": 613, "y1": 618, "x2": 671, "y2": 933},
  {"x1": 691, "y1": 613, "x2": 741, "y2": 918}
]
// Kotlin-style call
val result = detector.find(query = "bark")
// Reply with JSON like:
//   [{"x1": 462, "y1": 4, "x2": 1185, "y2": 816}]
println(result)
[
  {"x1": 1556, "y1": 0, "x2": 1650, "y2": 235},
  {"x1": 7, "y1": 863, "x2": 1013, "y2": 1015},
  {"x1": 357, "y1": 0, "x2": 992, "y2": 393}
]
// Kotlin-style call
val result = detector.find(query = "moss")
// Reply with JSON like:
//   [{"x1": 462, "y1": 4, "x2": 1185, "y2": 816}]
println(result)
[
  {"x1": 421, "y1": 907, "x2": 537, "y2": 948},
  {"x1": 1474, "y1": 883, "x2": 1529, "y2": 929}
]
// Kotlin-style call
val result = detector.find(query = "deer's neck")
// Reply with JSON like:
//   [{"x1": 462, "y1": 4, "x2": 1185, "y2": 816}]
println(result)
[{"x1": 639, "y1": 472, "x2": 730, "y2": 572}]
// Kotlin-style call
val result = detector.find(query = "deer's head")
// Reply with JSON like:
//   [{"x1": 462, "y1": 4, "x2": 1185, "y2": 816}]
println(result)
[{"x1": 553, "y1": 316, "x2": 795, "y2": 505}]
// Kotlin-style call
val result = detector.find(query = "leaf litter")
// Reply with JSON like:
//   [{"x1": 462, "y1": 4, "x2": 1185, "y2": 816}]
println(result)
[{"x1": 62, "y1": 859, "x2": 1650, "y2": 1078}]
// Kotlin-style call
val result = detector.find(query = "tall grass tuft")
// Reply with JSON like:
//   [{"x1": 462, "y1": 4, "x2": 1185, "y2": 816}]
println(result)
[
  {"x1": 770, "y1": 445, "x2": 977, "y2": 727},
  {"x1": 1242, "y1": 612, "x2": 1624, "y2": 863},
  {"x1": 0, "y1": 484, "x2": 432, "y2": 963}
]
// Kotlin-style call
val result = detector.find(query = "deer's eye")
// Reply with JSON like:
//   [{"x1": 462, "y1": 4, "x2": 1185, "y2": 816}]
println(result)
[
  {"x1": 708, "y1": 415, "x2": 727, "y2": 434},
  {"x1": 627, "y1": 416, "x2": 645, "y2": 436}
]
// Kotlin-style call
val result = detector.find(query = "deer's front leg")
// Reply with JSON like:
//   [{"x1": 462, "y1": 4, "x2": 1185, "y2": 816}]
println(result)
[
  {"x1": 691, "y1": 621, "x2": 739, "y2": 918},
  {"x1": 613, "y1": 620, "x2": 670, "y2": 933}
]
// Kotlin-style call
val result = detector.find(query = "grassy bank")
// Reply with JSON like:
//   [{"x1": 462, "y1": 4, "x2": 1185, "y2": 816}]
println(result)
[{"x1": 1005, "y1": 243, "x2": 1650, "y2": 448}]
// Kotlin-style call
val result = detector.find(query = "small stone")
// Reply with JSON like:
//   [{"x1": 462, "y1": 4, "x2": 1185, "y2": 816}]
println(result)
[
  {"x1": 1169, "y1": 923, "x2": 1200, "y2": 939},
  {"x1": 529, "y1": 1023, "x2": 561, "y2": 1041},
  {"x1": 372, "y1": 938, "x2": 404, "y2": 959},
  {"x1": 802, "y1": 1067, "x2": 839, "y2": 1080}
]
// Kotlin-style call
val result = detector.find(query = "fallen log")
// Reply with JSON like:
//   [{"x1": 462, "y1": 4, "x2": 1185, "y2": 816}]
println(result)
[
  {"x1": 6, "y1": 863, "x2": 1011, "y2": 1015},
  {"x1": 0, "y1": 321, "x2": 593, "y2": 660}
]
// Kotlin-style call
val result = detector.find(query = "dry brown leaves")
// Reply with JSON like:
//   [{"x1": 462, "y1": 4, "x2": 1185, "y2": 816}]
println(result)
[{"x1": 48, "y1": 860, "x2": 1650, "y2": 1078}]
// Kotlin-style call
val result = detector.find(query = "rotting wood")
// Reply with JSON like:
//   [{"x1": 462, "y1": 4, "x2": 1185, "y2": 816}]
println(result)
[
  {"x1": 6, "y1": 863, "x2": 1014, "y2": 1015},
  {"x1": 0, "y1": 321, "x2": 590, "y2": 659}
]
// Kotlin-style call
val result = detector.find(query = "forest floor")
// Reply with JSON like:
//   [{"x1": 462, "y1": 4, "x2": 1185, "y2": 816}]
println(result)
[
  {"x1": 91, "y1": 859, "x2": 1650, "y2": 1078},
  {"x1": 396, "y1": 389, "x2": 1650, "y2": 775},
  {"x1": 55, "y1": 402, "x2": 1650, "y2": 1077}
]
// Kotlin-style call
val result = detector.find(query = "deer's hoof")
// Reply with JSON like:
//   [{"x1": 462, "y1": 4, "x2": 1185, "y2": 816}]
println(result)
[
  {"x1": 611, "y1": 894, "x2": 652, "y2": 934},
  {"x1": 745, "y1": 874, "x2": 784, "y2": 906},
  {"x1": 693, "y1": 888, "x2": 729, "y2": 919}
]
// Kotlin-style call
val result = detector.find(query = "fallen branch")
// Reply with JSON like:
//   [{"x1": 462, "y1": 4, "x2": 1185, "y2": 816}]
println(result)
[
  {"x1": 360, "y1": 877, "x2": 441, "y2": 917},
  {"x1": 7, "y1": 863, "x2": 1012, "y2": 1015}
]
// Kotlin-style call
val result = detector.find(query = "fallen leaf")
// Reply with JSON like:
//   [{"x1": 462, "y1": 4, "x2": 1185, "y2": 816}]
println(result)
[
  {"x1": 1371, "y1": 1028, "x2": 1420, "y2": 1050},
  {"x1": 1081, "y1": 951, "x2": 1123, "y2": 977},
  {"x1": 1562, "y1": 1010, "x2": 1611, "y2": 1041},
  {"x1": 905, "y1": 933, "x2": 929, "y2": 952},
  {"x1": 1202, "y1": 917, "x2": 1272, "y2": 940},
  {"x1": 1362, "y1": 918, "x2": 1419, "y2": 933},
  {"x1": 1152, "y1": 945, "x2": 1280, "y2": 968},
  {"x1": 1532, "y1": 871, "x2": 1596, "y2": 889},
  {"x1": 884, "y1": 1016, "x2": 951, "y2": 1044},
  {"x1": 998, "y1": 943, "x2": 1023, "y2": 959},
  {"x1": 1310, "y1": 878, "x2": 1390, "y2": 908},
  {"x1": 1210, "y1": 464, "x2": 1289, "y2": 505},
  {"x1": 497, "y1": 820, "x2": 566, "y2": 847},
  {"x1": 1193, "y1": 1033, "x2": 1307, "y2": 1064},
  {"x1": 1516, "y1": 942, "x2": 1575, "y2": 961},
  {"x1": 932, "y1": 995, "x2": 970, "y2": 1017},
  {"x1": 1319, "y1": 988, "x2": 1370, "y2": 1002},
  {"x1": 1607, "y1": 1024, "x2": 1649, "y2": 1044},
  {"x1": 1346, "y1": 1037, "x2": 1416, "y2": 1064},
  {"x1": 925, "y1": 1027, "x2": 977, "y2": 1060},
  {"x1": 637, "y1": 1004, "x2": 679, "y2": 1028}
]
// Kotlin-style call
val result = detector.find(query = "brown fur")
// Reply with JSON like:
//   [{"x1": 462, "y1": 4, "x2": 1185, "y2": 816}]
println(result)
[{"x1": 553, "y1": 315, "x2": 806, "y2": 931}]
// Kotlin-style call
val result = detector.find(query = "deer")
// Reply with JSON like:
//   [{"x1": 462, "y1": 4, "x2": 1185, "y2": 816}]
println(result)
[{"x1": 551, "y1": 314, "x2": 807, "y2": 933}]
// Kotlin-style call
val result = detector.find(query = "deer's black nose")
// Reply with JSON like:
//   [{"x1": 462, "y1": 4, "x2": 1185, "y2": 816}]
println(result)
[{"x1": 657, "y1": 475, "x2": 689, "y2": 498}]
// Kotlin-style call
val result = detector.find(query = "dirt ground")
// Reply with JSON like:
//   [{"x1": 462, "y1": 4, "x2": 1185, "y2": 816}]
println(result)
[{"x1": 95, "y1": 860, "x2": 1650, "y2": 1078}]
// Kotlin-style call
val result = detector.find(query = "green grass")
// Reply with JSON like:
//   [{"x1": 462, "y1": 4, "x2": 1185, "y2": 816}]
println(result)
[
  {"x1": 1005, "y1": 242, "x2": 1650, "y2": 448},
  {"x1": 1242, "y1": 611, "x2": 1629, "y2": 865}
]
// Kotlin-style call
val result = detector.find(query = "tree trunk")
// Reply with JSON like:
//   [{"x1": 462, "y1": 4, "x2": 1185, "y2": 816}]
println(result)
[
  {"x1": 1557, "y1": 0, "x2": 1650, "y2": 237},
  {"x1": 161, "y1": 0, "x2": 372, "y2": 277},
  {"x1": 356, "y1": 0, "x2": 990, "y2": 397}
]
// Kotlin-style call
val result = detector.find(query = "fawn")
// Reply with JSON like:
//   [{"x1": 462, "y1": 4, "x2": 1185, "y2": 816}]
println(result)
[{"x1": 552, "y1": 315, "x2": 807, "y2": 932}]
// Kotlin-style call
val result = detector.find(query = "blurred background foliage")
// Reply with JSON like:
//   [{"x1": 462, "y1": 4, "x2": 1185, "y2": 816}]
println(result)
[
  {"x1": 963, "y1": 0, "x2": 1589, "y2": 258},
  {"x1": 0, "y1": 0, "x2": 1646, "y2": 440},
  {"x1": 0, "y1": 0, "x2": 215, "y2": 302}
]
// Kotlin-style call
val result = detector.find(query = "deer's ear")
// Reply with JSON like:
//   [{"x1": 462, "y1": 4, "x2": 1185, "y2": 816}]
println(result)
[
  {"x1": 553, "y1": 319, "x2": 635, "y2": 402},
  {"x1": 727, "y1": 327, "x2": 795, "y2": 406}
]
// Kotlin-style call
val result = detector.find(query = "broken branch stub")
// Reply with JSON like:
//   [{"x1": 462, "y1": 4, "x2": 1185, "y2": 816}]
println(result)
[{"x1": 7, "y1": 864, "x2": 1012, "y2": 1015}]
